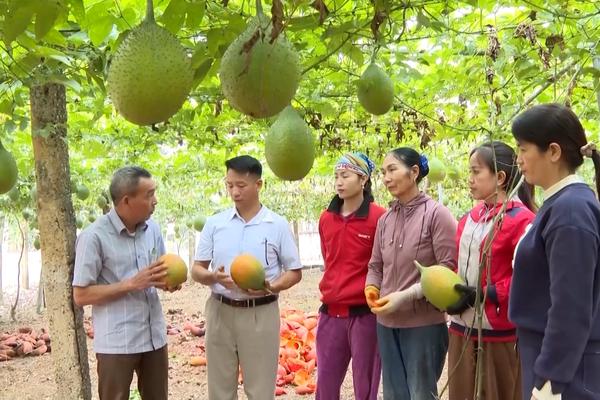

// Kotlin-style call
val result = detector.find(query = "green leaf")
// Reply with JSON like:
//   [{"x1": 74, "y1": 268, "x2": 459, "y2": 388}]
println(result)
[
  {"x1": 19, "y1": 117, "x2": 29, "y2": 131},
  {"x1": 287, "y1": 15, "x2": 320, "y2": 32},
  {"x1": 193, "y1": 57, "x2": 213, "y2": 86},
  {"x1": 416, "y1": 12, "x2": 430, "y2": 28},
  {"x1": 430, "y1": 20, "x2": 446, "y2": 32},
  {"x1": 47, "y1": 53, "x2": 72, "y2": 66},
  {"x1": 14, "y1": 54, "x2": 42, "y2": 76},
  {"x1": 81, "y1": 138, "x2": 106, "y2": 159},
  {"x1": 191, "y1": 43, "x2": 208, "y2": 67},
  {"x1": 65, "y1": 30, "x2": 87, "y2": 45},
  {"x1": 67, "y1": 0, "x2": 85, "y2": 22},
  {"x1": 4, "y1": 1, "x2": 35, "y2": 44},
  {"x1": 0, "y1": 100, "x2": 14, "y2": 115},
  {"x1": 35, "y1": 0, "x2": 61, "y2": 40},
  {"x1": 342, "y1": 44, "x2": 364, "y2": 66},
  {"x1": 514, "y1": 59, "x2": 537, "y2": 79},
  {"x1": 314, "y1": 101, "x2": 336, "y2": 118},
  {"x1": 90, "y1": 73, "x2": 106, "y2": 92},
  {"x1": 581, "y1": 67, "x2": 600, "y2": 78},
  {"x1": 43, "y1": 28, "x2": 68, "y2": 46},
  {"x1": 226, "y1": 14, "x2": 246, "y2": 34},
  {"x1": 49, "y1": 74, "x2": 82, "y2": 92},
  {"x1": 186, "y1": 0, "x2": 205, "y2": 29},
  {"x1": 206, "y1": 28, "x2": 223, "y2": 55},
  {"x1": 34, "y1": 45, "x2": 70, "y2": 62},
  {"x1": 115, "y1": 7, "x2": 138, "y2": 30},
  {"x1": 4, "y1": 120, "x2": 17, "y2": 134},
  {"x1": 88, "y1": 15, "x2": 114, "y2": 46},
  {"x1": 15, "y1": 33, "x2": 38, "y2": 49},
  {"x1": 160, "y1": 0, "x2": 187, "y2": 34}
]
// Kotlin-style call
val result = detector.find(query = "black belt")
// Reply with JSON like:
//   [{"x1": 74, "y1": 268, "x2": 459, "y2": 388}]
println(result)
[
  {"x1": 450, "y1": 322, "x2": 516, "y2": 339},
  {"x1": 212, "y1": 293, "x2": 278, "y2": 308},
  {"x1": 319, "y1": 303, "x2": 372, "y2": 317}
]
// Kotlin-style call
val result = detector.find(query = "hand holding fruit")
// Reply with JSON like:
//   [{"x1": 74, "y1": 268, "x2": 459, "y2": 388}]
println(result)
[
  {"x1": 364, "y1": 285, "x2": 380, "y2": 308},
  {"x1": 163, "y1": 284, "x2": 182, "y2": 293},
  {"x1": 128, "y1": 260, "x2": 167, "y2": 291},
  {"x1": 157, "y1": 254, "x2": 188, "y2": 292},
  {"x1": 229, "y1": 253, "x2": 267, "y2": 293},
  {"x1": 446, "y1": 284, "x2": 479, "y2": 315},
  {"x1": 414, "y1": 261, "x2": 465, "y2": 311},
  {"x1": 371, "y1": 283, "x2": 423, "y2": 315},
  {"x1": 213, "y1": 266, "x2": 236, "y2": 289},
  {"x1": 244, "y1": 279, "x2": 276, "y2": 296}
]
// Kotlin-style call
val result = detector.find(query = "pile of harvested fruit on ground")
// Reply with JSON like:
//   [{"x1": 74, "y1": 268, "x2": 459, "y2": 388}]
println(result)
[
  {"x1": 0, "y1": 327, "x2": 50, "y2": 361},
  {"x1": 2, "y1": 309, "x2": 319, "y2": 396}
]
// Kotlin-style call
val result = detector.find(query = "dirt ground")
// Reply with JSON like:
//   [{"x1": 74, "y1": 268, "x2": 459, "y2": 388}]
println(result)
[{"x1": 0, "y1": 268, "x2": 449, "y2": 400}]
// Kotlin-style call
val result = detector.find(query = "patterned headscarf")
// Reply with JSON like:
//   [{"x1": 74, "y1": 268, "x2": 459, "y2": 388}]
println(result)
[{"x1": 335, "y1": 152, "x2": 376, "y2": 177}]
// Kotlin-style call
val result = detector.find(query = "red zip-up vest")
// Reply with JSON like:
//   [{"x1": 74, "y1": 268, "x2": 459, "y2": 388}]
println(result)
[
  {"x1": 450, "y1": 200, "x2": 534, "y2": 342},
  {"x1": 319, "y1": 196, "x2": 386, "y2": 314}
]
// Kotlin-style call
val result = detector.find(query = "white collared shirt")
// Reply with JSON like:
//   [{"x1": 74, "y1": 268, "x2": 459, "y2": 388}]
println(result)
[
  {"x1": 543, "y1": 174, "x2": 584, "y2": 200},
  {"x1": 195, "y1": 205, "x2": 302, "y2": 299}
]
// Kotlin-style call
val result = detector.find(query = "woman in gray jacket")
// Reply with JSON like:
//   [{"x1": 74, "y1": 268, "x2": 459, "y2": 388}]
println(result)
[{"x1": 365, "y1": 147, "x2": 457, "y2": 399}]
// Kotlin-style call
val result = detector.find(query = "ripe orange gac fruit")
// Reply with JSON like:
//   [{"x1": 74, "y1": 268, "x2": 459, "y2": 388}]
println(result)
[
  {"x1": 158, "y1": 253, "x2": 188, "y2": 289},
  {"x1": 230, "y1": 253, "x2": 266, "y2": 290}
]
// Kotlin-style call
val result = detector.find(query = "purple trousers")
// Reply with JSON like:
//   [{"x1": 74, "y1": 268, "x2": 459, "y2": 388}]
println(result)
[{"x1": 315, "y1": 312, "x2": 381, "y2": 400}]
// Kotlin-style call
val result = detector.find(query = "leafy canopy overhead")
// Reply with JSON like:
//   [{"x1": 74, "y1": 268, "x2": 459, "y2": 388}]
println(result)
[{"x1": 0, "y1": 0, "x2": 599, "y2": 222}]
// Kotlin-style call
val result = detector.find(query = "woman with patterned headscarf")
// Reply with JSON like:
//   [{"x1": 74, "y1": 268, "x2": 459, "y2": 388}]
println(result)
[{"x1": 316, "y1": 152, "x2": 386, "y2": 400}]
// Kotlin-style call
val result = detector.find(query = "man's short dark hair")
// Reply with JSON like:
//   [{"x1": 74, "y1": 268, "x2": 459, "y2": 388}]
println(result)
[
  {"x1": 109, "y1": 166, "x2": 152, "y2": 204},
  {"x1": 225, "y1": 155, "x2": 262, "y2": 178}
]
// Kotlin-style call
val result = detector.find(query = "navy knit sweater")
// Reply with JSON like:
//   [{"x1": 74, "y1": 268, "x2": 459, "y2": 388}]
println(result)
[{"x1": 509, "y1": 182, "x2": 600, "y2": 389}]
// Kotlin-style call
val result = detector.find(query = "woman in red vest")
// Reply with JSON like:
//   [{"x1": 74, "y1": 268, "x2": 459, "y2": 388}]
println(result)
[
  {"x1": 316, "y1": 152, "x2": 386, "y2": 400},
  {"x1": 447, "y1": 141, "x2": 535, "y2": 400}
]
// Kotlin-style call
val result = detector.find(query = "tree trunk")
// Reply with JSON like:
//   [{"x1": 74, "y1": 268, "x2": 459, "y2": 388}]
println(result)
[
  {"x1": 0, "y1": 214, "x2": 4, "y2": 304},
  {"x1": 21, "y1": 222, "x2": 29, "y2": 290},
  {"x1": 37, "y1": 268, "x2": 45, "y2": 314},
  {"x1": 30, "y1": 83, "x2": 91, "y2": 399}
]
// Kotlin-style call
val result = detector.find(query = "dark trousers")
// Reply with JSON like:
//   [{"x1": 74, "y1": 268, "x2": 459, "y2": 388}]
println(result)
[
  {"x1": 448, "y1": 333, "x2": 521, "y2": 400},
  {"x1": 377, "y1": 323, "x2": 448, "y2": 400},
  {"x1": 96, "y1": 345, "x2": 168, "y2": 400},
  {"x1": 518, "y1": 329, "x2": 600, "y2": 399}
]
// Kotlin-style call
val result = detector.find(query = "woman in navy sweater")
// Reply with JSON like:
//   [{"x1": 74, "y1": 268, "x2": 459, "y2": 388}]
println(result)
[{"x1": 509, "y1": 104, "x2": 600, "y2": 400}]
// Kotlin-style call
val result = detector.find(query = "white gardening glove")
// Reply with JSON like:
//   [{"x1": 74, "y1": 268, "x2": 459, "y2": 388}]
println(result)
[
  {"x1": 531, "y1": 381, "x2": 561, "y2": 400},
  {"x1": 371, "y1": 283, "x2": 423, "y2": 315}
]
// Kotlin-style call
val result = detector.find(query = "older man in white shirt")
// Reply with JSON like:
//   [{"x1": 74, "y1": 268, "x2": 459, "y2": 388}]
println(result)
[{"x1": 192, "y1": 155, "x2": 303, "y2": 400}]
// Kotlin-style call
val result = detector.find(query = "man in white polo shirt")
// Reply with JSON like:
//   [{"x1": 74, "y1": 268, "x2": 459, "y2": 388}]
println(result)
[{"x1": 192, "y1": 155, "x2": 303, "y2": 400}]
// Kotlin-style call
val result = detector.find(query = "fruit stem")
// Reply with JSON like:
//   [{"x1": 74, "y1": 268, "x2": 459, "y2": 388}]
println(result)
[
  {"x1": 370, "y1": 45, "x2": 380, "y2": 64},
  {"x1": 145, "y1": 0, "x2": 155, "y2": 23},
  {"x1": 413, "y1": 260, "x2": 425, "y2": 272},
  {"x1": 255, "y1": 0, "x2": 264, "y2": 17}
]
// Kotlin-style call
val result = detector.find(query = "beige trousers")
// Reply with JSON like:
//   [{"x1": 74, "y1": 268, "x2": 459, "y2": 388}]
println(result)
[{"x1": 205, "y1": 296, "x2": 280, "y2": 400}]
